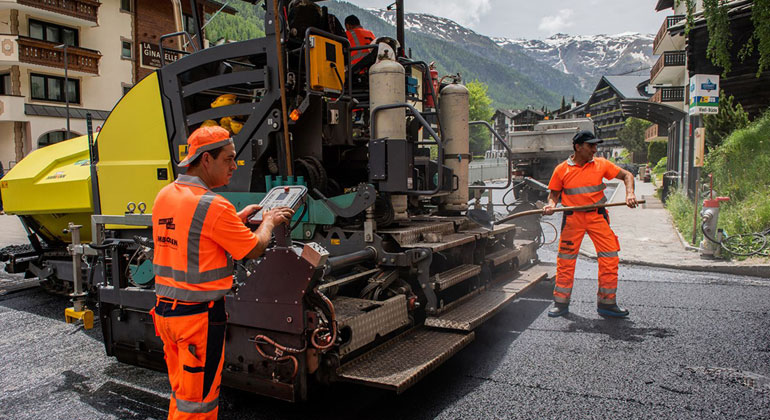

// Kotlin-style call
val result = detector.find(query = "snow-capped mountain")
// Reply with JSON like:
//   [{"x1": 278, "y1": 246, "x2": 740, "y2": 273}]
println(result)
[
  {"x1": 369, "y1": 8, "x2": 654, "y2": 93},
  {"x1": 495, "y1": 33, "x2": 655, "y2": 90}
]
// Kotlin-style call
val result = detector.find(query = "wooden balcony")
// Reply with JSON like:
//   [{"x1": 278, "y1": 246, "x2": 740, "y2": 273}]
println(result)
[
  {"x1": 651, "y1": 86, "x2": 685, "y2": 103},
  {"x1": 653, "y1": 15, "x2": 685, "y2": 54},
  {"x1": 645, "y1": 124, "x2": 669, "y2": 142},
  {"x1": 16, "y1": 0, "x2": 100, "y2": 24},
  {"x1": 651, "y1": 50, "x2": 686, "y2": 84},
  {"x1": 18, "y1": 36, "x2": 100, "y2": 74}
]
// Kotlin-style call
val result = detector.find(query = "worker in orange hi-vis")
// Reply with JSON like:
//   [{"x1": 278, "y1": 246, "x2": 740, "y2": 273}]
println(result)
[
  {"x1": 543, "y1": 130, "x2": 638, "y2": 318},
  {"x1": 345, "y1": 14, "x2": 375, "y2": 67},
  {"x1": 151, "y1": 126, "x2": 294, "y2": 419}
]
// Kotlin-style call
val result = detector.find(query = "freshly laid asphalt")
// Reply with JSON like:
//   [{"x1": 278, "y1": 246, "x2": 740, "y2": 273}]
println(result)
[{"x1": 0, "y1": 181, "x2": 769, "y2": 419}]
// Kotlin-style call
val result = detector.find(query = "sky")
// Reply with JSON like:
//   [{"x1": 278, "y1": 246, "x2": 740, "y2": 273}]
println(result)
[{"x1": 347, "y1": 0, "x2": 664, "y2": 40}]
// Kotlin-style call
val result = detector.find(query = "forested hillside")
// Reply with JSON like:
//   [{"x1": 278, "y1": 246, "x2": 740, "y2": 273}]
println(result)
[{"x1": 203, "y1": 0, "x2": 565, "y2": 108}]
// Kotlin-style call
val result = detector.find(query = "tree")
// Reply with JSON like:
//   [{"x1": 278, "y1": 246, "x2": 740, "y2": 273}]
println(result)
[
  {"x1": 617, "y1": 117, "x2": 652, "y2": 162},
  {"x1": 467, "y1": 80, "x2": 494, "y2": 156},
  {"x1": 703, "y1": 90, "x2": 750, "y2": 150}
]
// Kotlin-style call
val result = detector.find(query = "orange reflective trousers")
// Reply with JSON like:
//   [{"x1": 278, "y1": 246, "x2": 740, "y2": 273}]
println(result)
[
  {"x1": 554, "y1": 209, "x2": 620, "y2": 305},
  {"x1": 152, "y1": 298, "x2": 226, "y2": 419}
]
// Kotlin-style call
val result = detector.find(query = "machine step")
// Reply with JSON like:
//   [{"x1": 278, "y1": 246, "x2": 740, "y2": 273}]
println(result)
[
  {"x1": 425, "y1": 265, "x2": 552, "y2": 331},
  {"x1": 432, "y1": 264, "x2": 482, "y2": 291},
  {"x1": 401, "y1": 232, "x2": 478, "y2": 252},
  {"x1": 485, "y1": 247, "x2": 520, "y2": 266},
  {"x1": 336, "y1": 328, "x2": 474, "y2": 393}
]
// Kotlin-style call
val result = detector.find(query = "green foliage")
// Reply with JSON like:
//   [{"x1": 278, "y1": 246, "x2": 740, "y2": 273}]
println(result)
[
  {"x1": 617, "y1": 117, "x2": 652, "y2": 160},
  {"x1": 676, "y1": 0, "x2": 697, "y2": 35},
  {"x1": 203, "y1": 1, "x2": 265, "y2": 43},
  {"x1": 666, "y1": 188, "x2": 701, "y2": 245},
  {"x1": 653, "y1": 156, "x2": 668, "y2": 175},
  {"x1": 703, "y1": 110, "x2": 770, "y2": 240},
  {"x1": 647, "y1": 140, "x2": 667, "y2": 166},
  {"x1": 467, "y1": 80, "x2": 494, "y2": 155},
  {"x1": 703, "y1": 0, "x2": 732, "y2": 75},
  {"x1": 703, "y1": 90, "x2": 750, "y2": 150},
  {"x1": 739, "y1": 0, "x2": 770, "y2": 76}
]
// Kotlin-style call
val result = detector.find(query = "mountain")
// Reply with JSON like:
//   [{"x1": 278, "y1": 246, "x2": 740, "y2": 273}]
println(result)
[
  {"x1": 495, "y1": 33, "x2": 655, "y2": 91},
  {"x1": 365, "y1": 7, "x2": 587, "y2": 103}
]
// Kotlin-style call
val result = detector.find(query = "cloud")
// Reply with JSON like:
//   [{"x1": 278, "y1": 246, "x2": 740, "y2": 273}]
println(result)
[
  {"x1": 538, "y1": 9, "x2": 574, "y2": 34},
  {"x1": 402, "y1": 0, "x2": 492, "y2": 26}
]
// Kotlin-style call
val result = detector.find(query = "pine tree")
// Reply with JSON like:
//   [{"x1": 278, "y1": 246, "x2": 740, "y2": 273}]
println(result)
[{"x1": 561, "y1": 96, "x2": 566, "y2": 111}]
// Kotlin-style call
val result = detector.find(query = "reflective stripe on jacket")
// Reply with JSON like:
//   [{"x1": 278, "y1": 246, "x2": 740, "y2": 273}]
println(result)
[
  {"x1": 152, "y1": 175, "x2": 240, "y2": 302},
  {"x1": 347, "y1": 27, "x2": 375, "y2": 65},
  {"x1": 547, "y1": 157, "x2": 621, "y2": 208}
]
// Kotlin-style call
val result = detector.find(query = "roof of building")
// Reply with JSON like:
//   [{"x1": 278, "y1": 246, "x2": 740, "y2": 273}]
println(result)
[
  {"x1": 495, "y1": 108, "x2": 545, "y2": 119},
  {"x1": 655, "y1": 0, "x2": 674, "y2": 12},
  {"x1": 205, "y1": 0, "x2": 238, "y2": 15},
  {"x1": 25, "y1": 104, "x2": 111, "y2": 121},
  {"x1": 601, "y1": 75, "x2": 653, "y2": 100}
]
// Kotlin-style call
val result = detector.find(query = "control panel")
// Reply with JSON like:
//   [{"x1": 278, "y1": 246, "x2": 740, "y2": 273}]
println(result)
[{"x1": 249, "y1": 185, "x2": 308, "y2": 224}]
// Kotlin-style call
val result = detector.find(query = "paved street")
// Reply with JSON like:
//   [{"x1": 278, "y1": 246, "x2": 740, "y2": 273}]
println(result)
[{"x1": 1, "y1": 213, "x2": 768, "y2": 419}]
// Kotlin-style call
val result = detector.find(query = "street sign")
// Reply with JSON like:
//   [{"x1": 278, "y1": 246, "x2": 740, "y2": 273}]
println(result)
[{"x1": 689, "y1": 74, "x2": 719, "y2": 115}]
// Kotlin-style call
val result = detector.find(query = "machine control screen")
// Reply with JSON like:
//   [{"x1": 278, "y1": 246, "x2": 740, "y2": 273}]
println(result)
[{"x1": 248, "y1": 185, "x2": 307, "y2": 224}]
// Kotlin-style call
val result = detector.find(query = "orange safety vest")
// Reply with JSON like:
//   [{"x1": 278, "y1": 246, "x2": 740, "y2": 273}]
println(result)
[
  {"x1": 548, "y1": 156, "x2": 621, "y2": 207},
  {"x1": 152, "y1": 174, "x2": 257, "y2": 302},
  {"x1": 347, "y1": 27, "x2": 375, "y2": 66}
]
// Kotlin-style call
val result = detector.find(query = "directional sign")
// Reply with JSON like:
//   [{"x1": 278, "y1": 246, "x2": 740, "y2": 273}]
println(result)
[{"x1": 689, "y1": 74, "x2": 719, "y2": 115}]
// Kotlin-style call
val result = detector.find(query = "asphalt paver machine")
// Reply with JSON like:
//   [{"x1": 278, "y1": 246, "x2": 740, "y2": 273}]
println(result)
[{"x1": 0, "y1": 0, "x2": 553, "y2": 401}]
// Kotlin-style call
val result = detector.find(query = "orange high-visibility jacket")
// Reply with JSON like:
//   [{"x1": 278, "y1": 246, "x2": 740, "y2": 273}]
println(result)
[
  {"x1": 347, "y1": 27, "x2": 375, "y2": 66},
  {"x1": 548, "y1": 157, "x2": 621, "y2": 207},
  {"x1": 152, "y1": 175, "x2": 258, "y2": 302}
]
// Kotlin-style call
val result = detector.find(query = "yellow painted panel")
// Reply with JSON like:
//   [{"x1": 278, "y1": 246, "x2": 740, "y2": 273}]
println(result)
[
  {"x1": 2, "y1": 135, "x2": 93, "y2": 214},
  {"x1": 96, "y1": 72, "x2": 173, "y2": 221}
]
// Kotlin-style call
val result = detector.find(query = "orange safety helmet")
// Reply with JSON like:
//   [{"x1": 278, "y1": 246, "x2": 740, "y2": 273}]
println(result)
[{"x1": 179, "y1": 126, "x2": 233, "y2": 167}]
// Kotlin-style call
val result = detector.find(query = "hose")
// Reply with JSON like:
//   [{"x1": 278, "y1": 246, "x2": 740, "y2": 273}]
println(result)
[
  {"x1": 310, "y1": 287, "x2": 338, "y2": 350},
  {"x1": 253, "y1": 334, "x2": 304, "y2": 380},
  {"x1": 701, "y1": 222, "x2": 770, "y2": 257}
]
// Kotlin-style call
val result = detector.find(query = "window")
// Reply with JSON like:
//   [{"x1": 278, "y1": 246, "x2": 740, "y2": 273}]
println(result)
[
  {"x1": 183, "y1": 14, "x2": 197, "y2": 35},
  {"x1": 121, "y1": 41, "x2": 133, "y2": 59},
  {"x1": 120, "y1": 0, "x2": 132, "y2": 12},
  {"x1": 29, "y1": 19, "x2": 78, "y2": 47},
  {"x1": 0, "y1": 74, "x2": 9, "y2": 95},
  {"x1": 38, "y1": 131, "x2": 68, "y2": 147},
  {"x1": 30, "y1": 73, "x2": 79, "y2": 103}
]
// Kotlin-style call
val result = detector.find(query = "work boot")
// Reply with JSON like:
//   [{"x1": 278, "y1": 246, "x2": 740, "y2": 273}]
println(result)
[
  {"x1": 597, "y1": 303, "x2": 629, "y2": 318},
  {"x1": 548, "y1": 303, "x2": 569, "y2": 317}
]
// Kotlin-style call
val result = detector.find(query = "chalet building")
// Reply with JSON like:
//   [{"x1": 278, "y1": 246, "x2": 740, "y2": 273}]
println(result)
[
  {"x1": 490, "y1": 108, "x2": 545, "y2": 152},
  {"x1": 622, "y1": 0, "x2": 767, "y2": 196},
  {"x1": 582, "y1": 75, "x2": 653, "y2": 158},
  {"x1": 0, "y1": 0, "x2": 235, "y2": 169}
]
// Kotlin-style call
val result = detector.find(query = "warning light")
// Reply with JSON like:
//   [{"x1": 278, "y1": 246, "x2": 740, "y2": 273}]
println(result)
[
  {"x1": 290, "y1": 109, "x2": 301, "y2": 121},
  {"x1": 586, "y1": 113, "x2": 591, "y2": 117}
]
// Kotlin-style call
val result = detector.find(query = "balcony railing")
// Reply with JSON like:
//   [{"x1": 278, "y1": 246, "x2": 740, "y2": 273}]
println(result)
[
  {"x1": 653, "y1": 15, "x2": 685, "y2": 52},
  {"x1": 17, "y1": 0, "x2": 100, "y2": 23},
  {"x1": 645, "y1": 124, "x2": 669, "y2": 142},
  {"x1": 651, "y1": 50, "x2": 686, "y2": 82},
  {"x1": 18, "y1": 37, "x2": 100, "y2": 74},
  {"x1": 651, "y1": 86, "x2": 685, "y2": 103}
]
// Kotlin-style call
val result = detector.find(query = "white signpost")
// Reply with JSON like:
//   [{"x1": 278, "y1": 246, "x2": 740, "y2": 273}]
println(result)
[{"x1": 689, "y1": 74, "x2": 720, "y2": 115}]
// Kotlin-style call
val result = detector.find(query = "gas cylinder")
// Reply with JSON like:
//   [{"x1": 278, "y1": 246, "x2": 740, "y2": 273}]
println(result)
[
  {"x1": 439, "y1": 82, "x2": 470, "y2": 212},
  {"x1": 370, "y1": 53, "x2": 408, "y2": 220}
]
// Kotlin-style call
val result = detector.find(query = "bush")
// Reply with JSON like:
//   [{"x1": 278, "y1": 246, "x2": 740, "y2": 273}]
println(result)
[
  {"x1": 653, "y1": 157, "x2": 667, "y2": 175},
  {"x1": 666, "y1": 188, "x2": 701, "y2": 246},
  {"x1": 647, "y1": 139, "x2": 667, "y2": 167}
]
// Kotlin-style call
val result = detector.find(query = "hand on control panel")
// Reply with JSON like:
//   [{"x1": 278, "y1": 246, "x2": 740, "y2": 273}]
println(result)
[{"x1": 262, "y1": 206, "x2": 295, "y2": 227}]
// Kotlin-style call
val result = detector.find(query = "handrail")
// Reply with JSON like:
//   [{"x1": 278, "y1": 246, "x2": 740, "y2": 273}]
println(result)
[
  {"x1": 370, "y1": 103, "x2": 443, "y2": 196},
  {"x1": 159, "y1": 31, "x2": 198, "y2": 67},
  {"x1": 468, "y1": 120, "x2": 513, "y2": 191}
]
